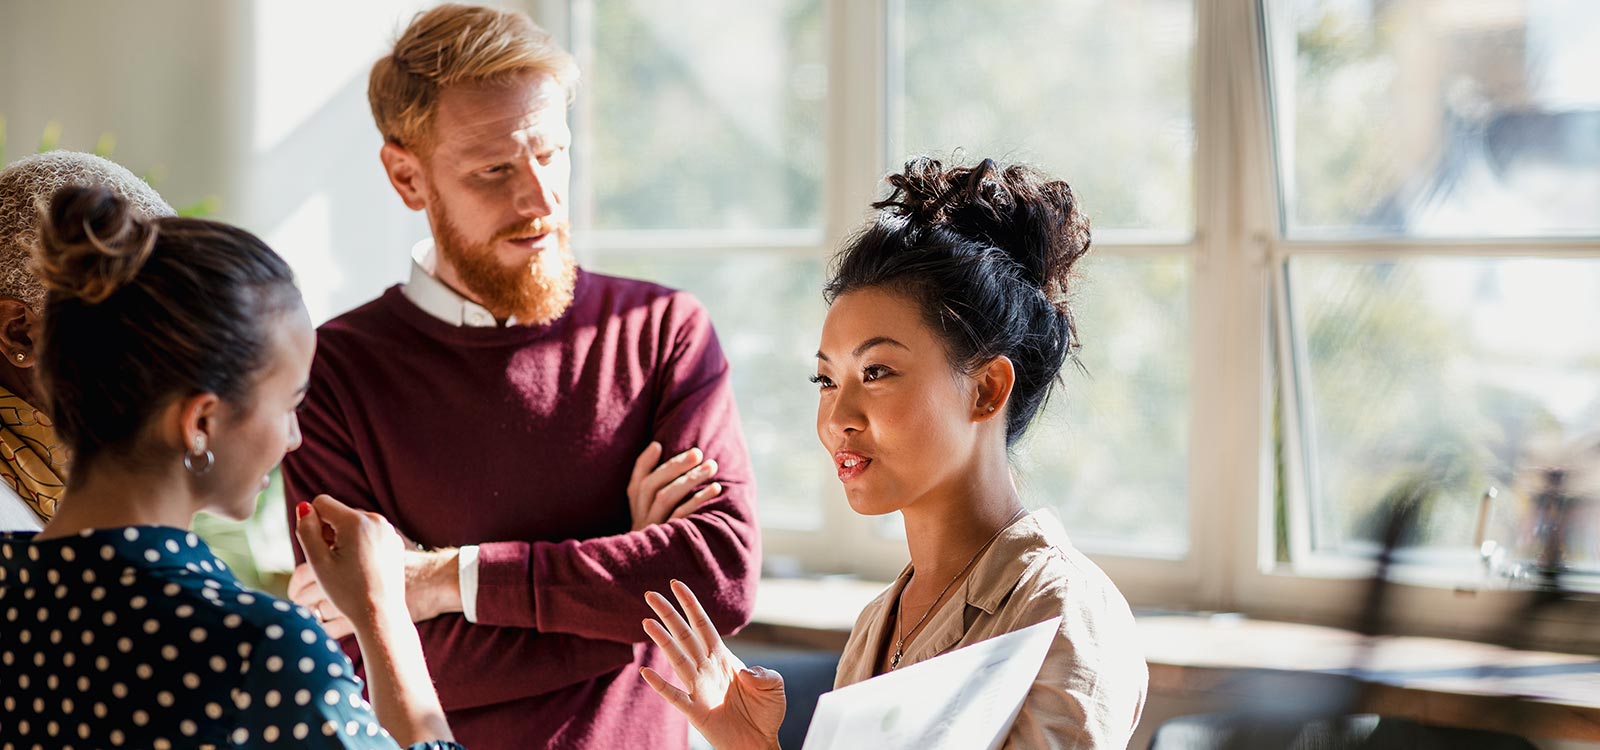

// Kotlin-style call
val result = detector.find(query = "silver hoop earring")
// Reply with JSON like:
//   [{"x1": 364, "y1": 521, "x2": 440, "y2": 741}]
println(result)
[{"x1": 183, "y1": 448, "x2": 215, "y2": 476}]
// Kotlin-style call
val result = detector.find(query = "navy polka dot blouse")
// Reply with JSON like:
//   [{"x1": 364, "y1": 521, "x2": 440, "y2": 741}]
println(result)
[{"x1": 0, "y1": 526, "x2": 465, "y2": 749}]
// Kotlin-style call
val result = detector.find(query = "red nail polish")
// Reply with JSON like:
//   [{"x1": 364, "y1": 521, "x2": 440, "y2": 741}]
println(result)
[{"x1": 296, "y1": 501, "x2": 311, "y2": 519}]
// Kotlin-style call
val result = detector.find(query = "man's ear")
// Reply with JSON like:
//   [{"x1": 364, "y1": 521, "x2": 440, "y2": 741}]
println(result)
[
  {"x1": 380, "y1": 142, "x2": 430, "y2": 211},
  {"x1": 973, "y1": 355, "x2": 1016, "y2": 423},
  {"x1": 0, "y1": 298, "x2": 39, "y2": 368}
]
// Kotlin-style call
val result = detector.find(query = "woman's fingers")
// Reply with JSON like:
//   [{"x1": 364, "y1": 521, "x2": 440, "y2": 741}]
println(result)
[
  {"x1": 642, "y1": 617, "x2": 703, "y2": 690},
  {"x1": 294, "y1": 501, "x2": 332, "y2": 566},
  {"x1": 309, "y1": 493, "x2": 358, "y2": 520},
  {"x1": 640, "y1": 667, "x2": 693, "y2": 714},
  {"x1": 645, "y1": 589, "x2": 705, "y2": 661},
  {"x1": 669, "y1": 579, "x2": 721, "y2": 651},
  {"x1": 736, "y1": 665, "x2": 786, "y2": 693}
]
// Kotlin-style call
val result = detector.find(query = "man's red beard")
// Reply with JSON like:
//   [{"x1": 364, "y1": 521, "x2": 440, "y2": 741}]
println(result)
[{"x1": 430, "y1": 198, "x2": 577, "y2": 325}]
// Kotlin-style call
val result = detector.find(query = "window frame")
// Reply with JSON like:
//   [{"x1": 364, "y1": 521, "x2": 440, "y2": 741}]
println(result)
[
  {"x1": 1238, "y1": 0, "x2": 1600, "y2": 641},
  {"x1": 543, "y1": 0, "x2": 1600, "y2": 641}
]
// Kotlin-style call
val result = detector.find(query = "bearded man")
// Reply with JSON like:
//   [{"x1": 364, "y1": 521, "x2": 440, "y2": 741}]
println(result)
[{"x1": 280, "y1": 5, "x2": 760, "y2": 748}]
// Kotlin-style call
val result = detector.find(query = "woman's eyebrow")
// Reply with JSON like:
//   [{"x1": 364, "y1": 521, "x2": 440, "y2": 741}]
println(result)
[{"x1": 815, "y1": 336, "x2": 909, "y2": 363}]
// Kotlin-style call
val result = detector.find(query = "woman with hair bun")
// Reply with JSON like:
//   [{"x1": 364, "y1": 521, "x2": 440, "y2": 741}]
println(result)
[
  {"x1": 0, "y1": 186, "x2": 463, "y2": 748},
  {"x1": 642, "y1": 158, "x2": 1148, "y2": 749}
]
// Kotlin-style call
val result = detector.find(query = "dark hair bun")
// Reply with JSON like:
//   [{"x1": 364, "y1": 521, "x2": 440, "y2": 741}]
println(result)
[
  {"x1": 876, "y1": 156, "x2": 1090, "y2": 310},
  {"x1": 38, "y1": 185, "x2": 158, "y2": 305}
]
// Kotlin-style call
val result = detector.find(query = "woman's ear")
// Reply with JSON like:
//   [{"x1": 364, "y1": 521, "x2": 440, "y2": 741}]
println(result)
[
  {"x1": 0, "y1": 298, "x2": 39, "y2": 367},
  {"x1": 973, "y1": 355, "x2": 1016, "y2": 423},
  {"x1": 171, "y1": 391, "x2": 222, "y2": 455}
]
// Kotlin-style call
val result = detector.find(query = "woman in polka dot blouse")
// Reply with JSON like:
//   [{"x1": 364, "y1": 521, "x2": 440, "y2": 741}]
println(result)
[{"x1": 0, "y1": 186, "x2": 465, "y2": 748}]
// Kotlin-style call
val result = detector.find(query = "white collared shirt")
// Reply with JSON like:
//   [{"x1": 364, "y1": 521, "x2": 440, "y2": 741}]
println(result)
[
  {"x1": 402, "y1": 238, "x2": 529, "y2": 328},
  {"x1": 0, "y1": 482, "x2": 42, "y2": 532},
  {"x1": 401, "y1": 237, "x2": 486, "y2": 621}
]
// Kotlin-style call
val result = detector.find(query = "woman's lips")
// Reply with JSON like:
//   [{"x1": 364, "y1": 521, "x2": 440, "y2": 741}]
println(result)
[{"x1": 834, "y1": 450, "x2": 872, "y2": 482}]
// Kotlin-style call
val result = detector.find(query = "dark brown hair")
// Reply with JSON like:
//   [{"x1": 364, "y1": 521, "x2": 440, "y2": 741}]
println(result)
[
  {"x1": 825, "y1": 157, "x2": 1092, "y2": 445},
  {"x1": 36, "y1": 186, "x2": 301, "y2": 470}
]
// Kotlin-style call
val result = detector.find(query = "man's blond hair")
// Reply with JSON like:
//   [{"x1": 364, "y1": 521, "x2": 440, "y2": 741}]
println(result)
[{"x1": 369, "y1": 3, "x2": 578, "y2": 153}]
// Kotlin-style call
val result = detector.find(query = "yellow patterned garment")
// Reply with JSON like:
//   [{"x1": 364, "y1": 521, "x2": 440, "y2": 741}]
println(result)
[{"x1": 0, "y1": 386, "x2": 66, "y2": 524}]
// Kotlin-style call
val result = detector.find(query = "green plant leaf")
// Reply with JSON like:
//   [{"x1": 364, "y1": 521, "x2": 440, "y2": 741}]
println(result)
[
  {"x1": 93, "y1": 132, "x2": 117, "y2": 158},
  {"x1": 177, "y1": 196, "x2": 221, "y2": 218},
  {"x1": 37, "y1": 121, "x2": 61, "y2": 153}
]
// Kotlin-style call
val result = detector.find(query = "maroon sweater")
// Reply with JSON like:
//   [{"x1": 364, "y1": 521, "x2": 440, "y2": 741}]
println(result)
[{"x1": 282, "y1": 270, "x2": 760, "y2": 749}]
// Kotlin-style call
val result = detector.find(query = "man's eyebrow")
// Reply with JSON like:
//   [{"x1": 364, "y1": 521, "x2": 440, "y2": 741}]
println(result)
[{"x1": 455, "y1": 142, "x2": 511, "y2": 161}]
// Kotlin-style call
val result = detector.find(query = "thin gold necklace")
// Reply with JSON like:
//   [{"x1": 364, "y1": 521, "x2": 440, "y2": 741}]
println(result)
[{"x1": 890, "y1": 507, "x2": 1026, "y2": 670}]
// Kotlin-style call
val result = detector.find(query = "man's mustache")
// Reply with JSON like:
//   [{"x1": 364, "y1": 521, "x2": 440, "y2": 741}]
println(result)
[{"x1": 492, "y1": 217, "x2": 569, "y2": 242}]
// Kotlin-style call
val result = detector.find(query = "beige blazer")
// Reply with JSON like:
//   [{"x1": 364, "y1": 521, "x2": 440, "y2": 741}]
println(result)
[{"x1": 834, "y1": 510, "x2": 1147, "y2": 749}]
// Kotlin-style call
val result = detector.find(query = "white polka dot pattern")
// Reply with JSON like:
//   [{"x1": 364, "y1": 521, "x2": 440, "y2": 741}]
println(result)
[{"x1": 0, "y1": 528, "x2": 463, "y2": 749}]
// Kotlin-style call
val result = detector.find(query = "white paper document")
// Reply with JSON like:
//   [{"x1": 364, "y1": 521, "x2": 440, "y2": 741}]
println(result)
[{"x1": 801, "y1": 615, "x2": 1062, "y2": 750}]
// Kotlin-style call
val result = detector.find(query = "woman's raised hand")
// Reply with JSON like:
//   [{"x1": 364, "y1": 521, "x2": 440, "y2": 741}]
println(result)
[
  {"x1": 293, "y1": 494, "x2": 409, "y2": 633},
  {"x1": 641, "y1": 579, "x2": 786, "y2": 750}
]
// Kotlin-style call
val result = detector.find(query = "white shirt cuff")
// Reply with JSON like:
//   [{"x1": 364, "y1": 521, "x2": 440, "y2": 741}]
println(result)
[{"x1": 458, "y1": 544, "x2": 481, "y2": 623}]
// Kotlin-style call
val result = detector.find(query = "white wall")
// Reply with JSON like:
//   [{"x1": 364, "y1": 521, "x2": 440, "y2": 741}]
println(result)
[{"x1": 1, "y1": 0, "x2": 539, "y2": 324}]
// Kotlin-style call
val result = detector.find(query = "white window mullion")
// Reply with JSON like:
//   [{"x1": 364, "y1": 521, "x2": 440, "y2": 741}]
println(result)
[
  {"x1": 820, "y1": 0, "x2": 894, "y2": 576},
  {"x1": 1174, "y1": 0, "x2": 1264, "y2": 612}
]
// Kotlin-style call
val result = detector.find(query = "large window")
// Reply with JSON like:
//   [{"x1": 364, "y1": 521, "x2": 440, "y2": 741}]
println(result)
[
  {"x1": 892, "y1": 0, "x2": 1195, "y2": 235},
  {"x1": 560, "y1": 0, "x2": 1600, "y2": 632},
  {"x1": 575, "y1": 0, "x2": 831, "y2": 530},
  {"x1": 1268, "y1": 0, "x2": 1600, "y2": 585},
  {"x1": 574, "y1": 0, "x2": 1200, "y2": 559},
  {"x1": 1283, "y1": 256, "x2": 1600, "y2": 565},
  {"x1": 580, "y1": 0, "x2": 825, "y2": 233},
  {"x1": 1270, "y1": 0, "x2": 1600, "y2": 238},
  {"x1": 891, "y1": 0, "x2": 1196, "y2": 557}
]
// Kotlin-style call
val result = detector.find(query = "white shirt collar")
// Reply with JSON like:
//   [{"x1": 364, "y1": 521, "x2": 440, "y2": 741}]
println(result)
[{"x1": 402, "y1": 238, "x2": 512, "y2": 327}]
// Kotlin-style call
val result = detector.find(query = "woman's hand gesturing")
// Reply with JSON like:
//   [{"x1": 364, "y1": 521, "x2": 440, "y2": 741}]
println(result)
[{"x1": 641, "y1": 580, "x2": 786, "y2": 750}]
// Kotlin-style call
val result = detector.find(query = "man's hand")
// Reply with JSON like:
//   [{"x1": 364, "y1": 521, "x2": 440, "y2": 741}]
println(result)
[
  {"x1": 289, "y1": 561, "x2": 355, "y2": 638},
  {"x1": 290, "y1": 545, "x2": 462, "y2": 638},
  {"x1": 627, "y1": 442, "x2": 724, "y2": 531}
]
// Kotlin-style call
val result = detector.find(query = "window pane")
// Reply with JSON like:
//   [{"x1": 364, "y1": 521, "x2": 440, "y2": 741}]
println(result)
[
  {"x1": 1288, "y1": 257, "x2": 1600, "y2": 566},
  {"x1": 1016, "y1": 255, "x2": 1192, "y2": 554},
  {"x1": 1269, "y1": 0, "x2": 1600, "y2": 238},
  {"x1": 893, "y1": 0, "x2": 1195, "y2": 234},
  {"x1": 586, "y1": 253, "x2": 831, "y2": 529},
  {"x1": 585, "y1": 0, "x2": 825, "y2": 231}
]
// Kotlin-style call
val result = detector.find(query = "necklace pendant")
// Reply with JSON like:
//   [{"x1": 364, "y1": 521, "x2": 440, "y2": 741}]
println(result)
[{"x1": 890, "y1": 648, "x2": 902, "y2": 670}]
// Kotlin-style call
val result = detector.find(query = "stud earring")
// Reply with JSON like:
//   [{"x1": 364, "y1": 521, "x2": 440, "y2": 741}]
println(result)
[{"x1": 13, "y1": 352, "x2": 22, "y2": 362}]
